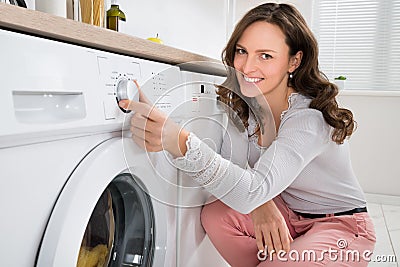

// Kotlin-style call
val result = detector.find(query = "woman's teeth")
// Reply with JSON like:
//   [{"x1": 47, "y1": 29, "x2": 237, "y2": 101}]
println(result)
[{"x1": 244, "y1": 76, "x2": 263, "y2": 83}]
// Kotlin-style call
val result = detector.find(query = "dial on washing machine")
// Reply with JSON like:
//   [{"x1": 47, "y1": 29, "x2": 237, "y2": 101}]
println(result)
[{"x1": 116, "y1": 78, "x2": 139, "y2": 113}]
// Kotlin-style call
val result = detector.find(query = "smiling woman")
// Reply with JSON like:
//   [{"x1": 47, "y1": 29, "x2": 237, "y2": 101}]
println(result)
[{"x1": 121, "y1": 3, "x2": 376, "y2": 267}]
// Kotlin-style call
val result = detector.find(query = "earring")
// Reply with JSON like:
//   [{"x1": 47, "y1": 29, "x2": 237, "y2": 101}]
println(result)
[{"x1": 289, "y1": 72, "x2": 293, "y2": 79}]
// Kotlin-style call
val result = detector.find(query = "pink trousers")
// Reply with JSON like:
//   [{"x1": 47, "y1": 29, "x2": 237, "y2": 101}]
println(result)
[{"x1": 201, "y1": 196, "x2": 376, "y2": 267}]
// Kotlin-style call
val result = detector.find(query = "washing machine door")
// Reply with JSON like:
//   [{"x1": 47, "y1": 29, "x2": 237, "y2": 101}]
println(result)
[
  {"x1": 77, "y1": 173, "x2": 154, "y2": 267},
  {"x1": 35, "y1": 137, "x2": 171, "y2": 267}
]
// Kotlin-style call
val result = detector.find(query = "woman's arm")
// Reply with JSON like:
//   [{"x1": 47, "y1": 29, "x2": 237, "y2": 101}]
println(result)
[
  {"x1": 172, "y1": 109, "x2": 330, "y2": 214},
  {"x1": 120, "y1": 95, "x2": 330, "y2": 214}
]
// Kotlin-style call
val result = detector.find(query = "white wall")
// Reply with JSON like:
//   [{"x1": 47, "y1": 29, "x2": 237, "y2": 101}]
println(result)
[
  {"x1": 118, "y1": 0, "x2": 227, "y2": 60},
  {"x1": 232, "y1": 0, "x2": 313, "y2": 36},
  {"x1": 337, "y1": 91, "x2": 400, "y2": 197},
  {"x1": 116, "y1": 0, "x2": 312, "y2": 59}
]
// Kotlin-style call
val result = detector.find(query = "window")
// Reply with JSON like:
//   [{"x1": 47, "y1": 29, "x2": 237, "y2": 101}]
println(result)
[{"x1": 312, "y1": 0, "x2": 400, "y2": 90}]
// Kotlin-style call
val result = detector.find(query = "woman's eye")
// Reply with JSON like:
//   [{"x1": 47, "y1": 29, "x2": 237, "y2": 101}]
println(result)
[
  {"x1": 261, "y1": 53, "x2": 272, "y2": 60},
  {"x1": 235, "y1": 48, "x2": 246, "y2": 55}
]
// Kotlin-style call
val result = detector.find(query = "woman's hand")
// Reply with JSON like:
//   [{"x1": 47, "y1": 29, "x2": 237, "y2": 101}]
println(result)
[
  {"x1": 251, "y1": 200, "x2": 293, "y2": 258},
  {"x1": 118, "y1": 80, "x2": 189, "y2": 158}
]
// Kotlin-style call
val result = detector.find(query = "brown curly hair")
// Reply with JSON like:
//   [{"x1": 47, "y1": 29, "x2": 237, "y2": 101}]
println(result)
[{"x1": 217, "y1": 3, "x2": 355, "y2": 144}]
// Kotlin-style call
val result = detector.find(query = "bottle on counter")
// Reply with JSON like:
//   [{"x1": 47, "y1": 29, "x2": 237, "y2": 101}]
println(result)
[{"x1": 106, "y1": 0, "x2": 126, "y2": 31}]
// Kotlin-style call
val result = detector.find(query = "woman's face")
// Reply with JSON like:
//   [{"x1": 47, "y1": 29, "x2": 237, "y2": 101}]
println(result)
[{"x1": 233, "y1": 21, "x2": 297, "y2": 98}]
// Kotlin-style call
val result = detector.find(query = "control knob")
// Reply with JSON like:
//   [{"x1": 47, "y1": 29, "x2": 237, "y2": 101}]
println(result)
[{"x1": 116, "y1": 78, "x2": 139, "y2": 113}]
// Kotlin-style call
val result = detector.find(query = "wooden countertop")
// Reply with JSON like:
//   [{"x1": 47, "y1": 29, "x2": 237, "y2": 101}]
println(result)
[{"x1": 0, "y1": 3, "x2": 226, "y2": 76}]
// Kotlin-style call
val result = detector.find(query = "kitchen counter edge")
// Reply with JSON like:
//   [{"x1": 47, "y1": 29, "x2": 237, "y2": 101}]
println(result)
[{"x1": 0, "y1": 3, "x2": 226, "y2": 76}]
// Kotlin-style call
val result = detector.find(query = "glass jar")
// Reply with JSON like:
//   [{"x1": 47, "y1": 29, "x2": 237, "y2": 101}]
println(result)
[{"x1": 76, "y1": 0, "x2": 106, "y2": 27}]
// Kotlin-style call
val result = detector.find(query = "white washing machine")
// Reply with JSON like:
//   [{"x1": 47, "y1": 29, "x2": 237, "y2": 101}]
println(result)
[
  {"x1": 175, "y1": 71, "x2": 230, "y2": 267},
  {"x1": 0, "y1": 29, "x2": 183, "y2": 267}
]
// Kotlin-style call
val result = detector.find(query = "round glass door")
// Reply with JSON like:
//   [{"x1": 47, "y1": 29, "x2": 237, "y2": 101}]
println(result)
[{"x1": 76, "y1": 173, "x2": 155, "y2": 267}]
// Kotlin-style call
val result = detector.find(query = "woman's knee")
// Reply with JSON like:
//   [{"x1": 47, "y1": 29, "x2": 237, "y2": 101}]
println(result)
[{"x1": 200, "y1": 199, "x2": 229, "y2": 231}]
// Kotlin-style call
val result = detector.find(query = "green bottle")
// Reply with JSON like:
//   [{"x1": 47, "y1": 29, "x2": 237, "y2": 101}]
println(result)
[{"x1": 106, "y1": 1, "x2": 126, "y2": 31}]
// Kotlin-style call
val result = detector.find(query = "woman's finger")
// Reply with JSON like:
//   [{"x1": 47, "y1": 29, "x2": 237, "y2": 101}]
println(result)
[
  {"x1": 130, "y1": 121, "x2": 163, "y2": 148},
  {"x1": 131, "y1": 113, "x2": 160, "y2": 134},
  {"x1": 271, "y1": 229, "x2": 283, "y2": 253},
  {"x1": 130, "y1": 112, "x2": 146, "y2": 127},
  {"x1": 263, "y1": 231, "x2": 274, "y2": 256},
  {"x1": 119, "y1": 99, "x2": 151, "y2": 115},
  {"x1": 130, "y1": 125, "x2": 147, "y2": 141},
  {"x1": 130, "y1": 113, "x2": 147, "y2": 131},
  {"x1": 280, "y1": 228, "x2": 292, "y2": 252},
  {"x1": 133, "y1": 79, "x2": 152, "y2": 105},
  {"x1": 121, "y1": 99, "x2": 166, "y2": 124},
  {"x1": 289, "y1": 233, "x2": 294, "y2": 242},
  {"x1": 131, "y1": 133, "x2": 147, "y2": 150},
  {"x1": 254, "y1": 228, "x2": 265, "y2": 253},
  {"x1": 131, "y1": 129, "x2": 160, "y2": 149}
]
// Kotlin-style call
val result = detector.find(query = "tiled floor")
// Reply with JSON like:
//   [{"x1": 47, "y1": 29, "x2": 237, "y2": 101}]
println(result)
[{"x1": 366, "y1": 194, "x2": 400, "y2": 267}]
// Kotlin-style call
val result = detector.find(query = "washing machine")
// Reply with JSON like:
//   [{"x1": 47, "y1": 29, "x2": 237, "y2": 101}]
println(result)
[
  {"x1": 175, "y1": 70, "x2": 230, "y2": 267},
  {"x1": 0, "y1": 28, "x2": 183, "y2": 267}
]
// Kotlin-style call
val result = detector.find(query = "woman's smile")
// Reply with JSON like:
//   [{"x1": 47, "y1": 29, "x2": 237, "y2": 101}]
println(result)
[{"x1": 243, "y1": 75, "x2": 264, "y2": 84}]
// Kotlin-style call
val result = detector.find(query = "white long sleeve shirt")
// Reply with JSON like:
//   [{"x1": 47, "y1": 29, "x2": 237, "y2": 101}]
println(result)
[{"x1": 172, "y1": 93, "x2": 366, "y2": 214}]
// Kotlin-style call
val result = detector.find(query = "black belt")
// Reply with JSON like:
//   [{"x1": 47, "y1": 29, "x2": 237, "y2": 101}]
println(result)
[{"x1": 296, "y1": 207, "x2": 368, "y2": 219}]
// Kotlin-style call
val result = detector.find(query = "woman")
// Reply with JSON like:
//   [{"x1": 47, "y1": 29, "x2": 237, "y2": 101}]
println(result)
[{"x1": 119, "y1": 3, "x2": 376, "y2": 266}]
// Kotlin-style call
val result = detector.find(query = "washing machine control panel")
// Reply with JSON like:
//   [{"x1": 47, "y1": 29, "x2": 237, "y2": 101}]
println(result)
[
  {"x1": 96, "y1": 52, "x2": 184, "y2": 123},
  {"x1": 97, "y1": 56, "x2": 141, "y2": 120},
  {"x1": 142, "y1": 66, "x2": 185, "y2": 118},
  {"x1": 180, "y1": 71, "x2": 226, "y2": 116}
]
